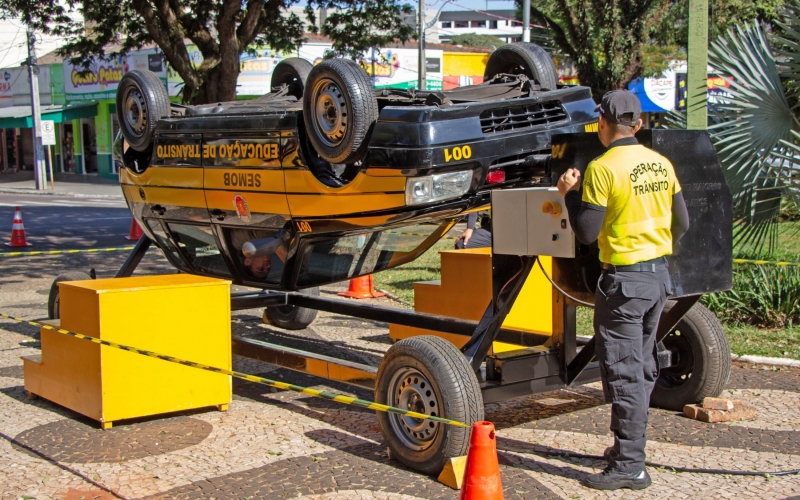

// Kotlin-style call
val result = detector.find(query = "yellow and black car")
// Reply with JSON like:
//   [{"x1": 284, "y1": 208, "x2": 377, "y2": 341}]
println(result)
[{"x1": 112, "y1": 43, "x2": 596, "y2": 318}]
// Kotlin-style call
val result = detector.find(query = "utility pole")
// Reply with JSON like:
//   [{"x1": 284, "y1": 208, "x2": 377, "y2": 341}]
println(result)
[
  {"x1": 522, "y1": 0, "x2": 530, "y2": 42},
  {"x1": 418, "y1": 0, "x2": 426, "y2": 91},
  {"x1": 686, "y1": 0, "x2": 708, "y2": 130},
  {"x1": 26, "y1": 28, "x2": 46, "y2": 190}
]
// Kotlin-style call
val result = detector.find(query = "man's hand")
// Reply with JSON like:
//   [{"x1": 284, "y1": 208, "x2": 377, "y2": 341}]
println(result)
[
  {"x1": 557, "y1": 168, "x2": 582, "y2": 197},
  {"x1": 456, "y1": 228, "x2": 473, "y2": 246}
]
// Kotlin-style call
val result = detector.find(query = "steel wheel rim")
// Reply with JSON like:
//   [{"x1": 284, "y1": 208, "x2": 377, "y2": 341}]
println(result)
[
  {"x1": 387, "y1": 367, "x2": 442, "y2": 451},
  {"x1": 123, "y1": 87, "x2": 148, "y2": 138},
  {"x1": 658, "y1": 329, "x2": 695, "y2": 389},
  {"x1": 312, "y1": 79, "x2": 348, "y2": 148}
]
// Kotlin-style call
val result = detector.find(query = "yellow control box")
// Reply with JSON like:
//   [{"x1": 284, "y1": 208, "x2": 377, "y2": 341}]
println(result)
[{"x1": 23, "y1": 274, "x2": 232, "y2": 429}]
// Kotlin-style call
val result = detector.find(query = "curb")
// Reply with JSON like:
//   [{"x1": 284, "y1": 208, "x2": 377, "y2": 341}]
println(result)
[{"x1": 732, "y1": 354, "x2": 800, "y2": 367}]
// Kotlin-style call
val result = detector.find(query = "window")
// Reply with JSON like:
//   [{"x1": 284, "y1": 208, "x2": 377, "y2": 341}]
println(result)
[
  {"x1": 490, "y1": 20, "x2": 498, "y2": 29},
  {"x1": 168, "y1": 223, "x2": 231, "y2": 277},
  {"x1": 455, "y1": 21, "x2": 468, "y2": 28},
  {"x1": 296, "y1": 222, "x2": 452, "y2": 287},
  {"x1": 441, "y1": 21, "x2": 452, "y2": 28},
  {"x1": 224, "y1": 228, "x2": 286, "y2": 285},
  {"x1": 512, "y1": 21, "x2": 523, "y2": 27},
  {"x1": 471, "y1": 20, "x2": 486, "y2": 28}
]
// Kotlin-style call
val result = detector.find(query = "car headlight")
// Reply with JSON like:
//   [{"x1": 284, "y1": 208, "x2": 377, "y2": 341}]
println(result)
[{"x1": 405, "y1": 170, "x2": 472, "y2": 206}]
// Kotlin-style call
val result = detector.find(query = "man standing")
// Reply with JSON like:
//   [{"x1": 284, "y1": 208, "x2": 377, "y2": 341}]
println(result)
[{"x1": 557, "y1": 90, "x2": 690, "y2": 490}]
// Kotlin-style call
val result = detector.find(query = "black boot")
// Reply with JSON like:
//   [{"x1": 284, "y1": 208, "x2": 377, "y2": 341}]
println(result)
[{"x1": 582, "y1": 467, "x2": 652, "y2": 490}]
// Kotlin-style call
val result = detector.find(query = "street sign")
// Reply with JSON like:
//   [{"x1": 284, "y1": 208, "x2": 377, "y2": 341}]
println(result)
[{"x1": 41, "y1": 120, "x2": 56, "y2": 145}]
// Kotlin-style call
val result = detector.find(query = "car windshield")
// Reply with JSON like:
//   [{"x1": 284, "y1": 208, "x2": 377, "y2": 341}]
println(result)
[{"x1": 295, "y1": 221, "x2": 454, "y2": 287}]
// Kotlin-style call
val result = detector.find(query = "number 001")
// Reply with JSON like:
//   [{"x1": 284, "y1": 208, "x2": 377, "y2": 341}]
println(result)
[{"x1": 444, "y1": 145, "x2": 472, "y2": 162}]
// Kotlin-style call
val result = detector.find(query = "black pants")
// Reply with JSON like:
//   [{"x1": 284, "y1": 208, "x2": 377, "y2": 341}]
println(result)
[
  {"x1": 454, "y1": 228, "x2": 492, "y2": 249},
  {"x1": 594, "y1": 264, "x2": 671, "y2": 472}
]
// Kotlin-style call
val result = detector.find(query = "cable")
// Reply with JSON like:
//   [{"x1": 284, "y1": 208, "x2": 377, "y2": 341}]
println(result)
[
  {"x1": 535, "y1": 256, "x2": 595, "y2": 307},
  {"x1": 506, "y1": 448, "x2": 800, "y2": 477}
]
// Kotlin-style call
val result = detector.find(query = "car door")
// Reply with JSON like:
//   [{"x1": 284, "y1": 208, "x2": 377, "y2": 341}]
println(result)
[{"x1": 202, "y1": 131, "x2": 291, "y2": 287}]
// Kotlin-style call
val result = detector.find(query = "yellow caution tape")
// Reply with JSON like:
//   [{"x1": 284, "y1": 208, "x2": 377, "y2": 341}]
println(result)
[
  {"x1": 0, "y1": 312, "x2": 468, "y2": 428},
  {"x1": 733, "y1": 258, "x2": 800, "y2": 267},
  {"x1": 0, "y1": 246, "x2": 135, "y2": 257}
]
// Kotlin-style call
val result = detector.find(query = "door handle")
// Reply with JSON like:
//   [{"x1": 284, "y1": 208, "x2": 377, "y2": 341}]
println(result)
[
  {"x1": 210, "y1": 209, "x2": 226, "y2": 221},
  {"x1": 151, "y1": 204, "x2": 166, "y2": 216}
]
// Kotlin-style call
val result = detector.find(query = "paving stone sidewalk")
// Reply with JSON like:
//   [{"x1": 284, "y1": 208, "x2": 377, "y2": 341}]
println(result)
[{"x1": 0, "y1": 251, "x2": 798, "y2": 499}]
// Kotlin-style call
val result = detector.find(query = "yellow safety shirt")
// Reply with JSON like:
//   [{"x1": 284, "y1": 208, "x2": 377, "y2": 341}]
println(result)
[{"x1": 582, "y1": 142, "x2": 681, "y2": 265}]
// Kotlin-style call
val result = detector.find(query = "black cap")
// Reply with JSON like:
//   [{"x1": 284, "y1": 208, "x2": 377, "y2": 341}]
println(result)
[{"x1": 595, "y1": 90, "x2": 641, "y2": 127}]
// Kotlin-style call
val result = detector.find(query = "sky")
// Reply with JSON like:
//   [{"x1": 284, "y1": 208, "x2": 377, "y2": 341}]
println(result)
[{"x1": 433, "y1": 0, "x2": 516, "y2": 12}]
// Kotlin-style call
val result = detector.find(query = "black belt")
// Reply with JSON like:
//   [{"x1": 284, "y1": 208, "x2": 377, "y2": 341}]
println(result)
[{"x1": 601, "y1": 257, "x2": 667, "y2": 273}]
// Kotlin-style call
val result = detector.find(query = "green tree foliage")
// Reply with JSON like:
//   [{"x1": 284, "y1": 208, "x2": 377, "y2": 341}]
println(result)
[
  {"x1": 1, "y1": 0, "x2": 413, "y2": 104},
  {"x1": 448, "y1": 33, "x2": 505, "y2": 49},
  {"x1": 311, "y1": 0, "x2": 414, "y2": 59},
  {"x1": 516, "y1": 0, "x2": 784, "y2": 98},
  {"x1": 652, "y1": 0, "x2": 784, "y2": 49}
]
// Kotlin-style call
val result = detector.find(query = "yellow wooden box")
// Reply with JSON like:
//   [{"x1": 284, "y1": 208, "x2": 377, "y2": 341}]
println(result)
[{"x1": 23, "y1": 274, "x2": 232, "y2": 429}]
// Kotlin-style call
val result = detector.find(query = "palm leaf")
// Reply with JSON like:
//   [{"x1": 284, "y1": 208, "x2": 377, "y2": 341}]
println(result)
[{"x1": 704, "y1": 22, "x2": 800, "y2": 255}]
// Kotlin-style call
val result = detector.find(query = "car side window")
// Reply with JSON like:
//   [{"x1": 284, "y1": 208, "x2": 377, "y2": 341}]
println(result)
[
  {"x1": 295, "y1": 222, "x2": 452, "y2": 287},
  {"x1": 223, "y1": 228, "x2": 286, "y2": 285},
  {"x1": 167, "y1": 224, "x2": 231, "y2": 277}
]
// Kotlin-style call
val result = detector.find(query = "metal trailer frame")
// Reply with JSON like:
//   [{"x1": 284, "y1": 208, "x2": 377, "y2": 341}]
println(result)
[{"x1": 115, "y1": 236, "x2": 695, "y2": 404}]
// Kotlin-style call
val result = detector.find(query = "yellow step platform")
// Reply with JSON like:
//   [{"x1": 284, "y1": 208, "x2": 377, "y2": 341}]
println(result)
[
  {"x1": 23, "y1": 274, "x2": 232, "y2": 429},
  {"x1": 389, "y1": 248, "x2": 554, "y2": 352}
]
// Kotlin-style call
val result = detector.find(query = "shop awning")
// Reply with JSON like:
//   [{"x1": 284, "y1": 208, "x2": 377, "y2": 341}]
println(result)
[{"x1": 0, "y1": 102, "x2": 98, "y2": 129}]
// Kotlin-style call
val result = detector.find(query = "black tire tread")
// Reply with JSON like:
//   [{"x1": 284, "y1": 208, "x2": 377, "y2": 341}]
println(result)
[
  {"x1": 303, "y1": 59, "x2": 378, "y2": 164},
  {"x1": 116, "y1": 70, "x2": 170, "y2": 152},
  {"x1": 650, "y1": 303, "x2": 731, "y2": 411},
  {"x1": 271, "y1": 57, "x2": 313, "y2": 99},
  {"x1": 376, "y1": 335, "x2": 483, "y2": 474},
  {"x1": 263, "y1": 287, "x2": 320, "y2": 330},
  {"x1": 48, "y1": 271, "x2": 92, "y2": 320},
  {"x1": 484, "y1": 42, "x2": 558, "y2": 90}
]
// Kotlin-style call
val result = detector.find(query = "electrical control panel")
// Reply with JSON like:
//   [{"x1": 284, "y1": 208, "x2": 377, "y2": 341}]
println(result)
[{"x1": 491, "y1": 187, "x2": 576, "y2": 258}]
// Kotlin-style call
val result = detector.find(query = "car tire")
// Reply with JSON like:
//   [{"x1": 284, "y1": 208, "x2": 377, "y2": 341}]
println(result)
[
  {"x1": 116, "y1": 70, "x2": 170, "y2": 152},
  {"x1": 650, "y1": 302, "x2": 731, "y2": 411},
  {"x1": 263, "y1": 287, "x2": 320, "y2": 330},
  {"x1": 48, "y1": 271, "x2": 93, "y2": 320},
  {"x1": 303, "y1": 59, "x2": 378, "y2": 164},
  {"x1": 376, "y1": 336, "x2": 483, "y2": 474},
  {"x1": 271, "y1": 57, "x2": 313, "y2": 99},
  {"x1": 484, "y1": 42, "x2": 558, "y2": 91}
]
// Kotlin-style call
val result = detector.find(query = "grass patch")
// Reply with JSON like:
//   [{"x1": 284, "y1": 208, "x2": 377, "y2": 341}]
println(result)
[
  {"x1": 373, "y1": 239, "x2": 453, "y2": 306},
  {"x1": 724, "y1": 323, "x2": 800, "y2": 359}
]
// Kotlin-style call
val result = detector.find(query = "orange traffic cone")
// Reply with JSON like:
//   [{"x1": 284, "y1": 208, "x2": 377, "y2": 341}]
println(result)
[
  {"x1": 338, "y1": 275, "x2": 386, "y2": 299},
  {"x1": 125, "y1": 219, "x2": 144, "y2": 240},
  {"x1": 460, "y1": 421, "x2": 503, "y2": 500},
  {"x1": 5, "y1": 206, "x2": 31, "y2": 247}
]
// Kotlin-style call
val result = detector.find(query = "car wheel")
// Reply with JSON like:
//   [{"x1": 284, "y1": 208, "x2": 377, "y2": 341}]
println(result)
[
  {"x1": 484, "y1": 42, "x2": 558, "y2": 91},
  {"x1": 263, "y1": 287, "x2": 320, "y2": 330},
  {"x1": 376, "y1": 336, "x2": 483, "y2": 474},
  {"x1": 48, "y1": 271, "x2": 93, "y2": 320},
  {"x1": 116, "y1": 70, "x2": 170, "y2": 152},
  {"x1": 271, "y1": 57, "x2": 313, "y2": 99},
  {"x1": 650, "y1": 302, "x2": 731, "y2": 411},
  {"x1": 303, "y1": 59, "x2": 378, "y2": 164}
]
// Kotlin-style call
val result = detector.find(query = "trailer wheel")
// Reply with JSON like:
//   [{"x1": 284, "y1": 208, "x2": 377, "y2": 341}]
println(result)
[
  {"x1": 116, "y1": 70, "x2": 170, "y2": 152},
  {"x1": 376, "y1": 336, "x2": 483, "y2": 474},
  {"x1": 48, "y1": 271, "x2": 93, "y2": 320},
  {"x1": 263, "y1": 287, "x2": 320, "y2": 330},
  {"x1": 271, "y1": 57, "x2": 313, "y2": 99},
  {"x1": 484, "y1": 42, "x2": 558, "y2": 91},
  {"x1": 650, "y1": 302, "x2": 731, "y2": 411},
  {"x1": 303, "y1": 59, "x2": 378, "y2": 164}
]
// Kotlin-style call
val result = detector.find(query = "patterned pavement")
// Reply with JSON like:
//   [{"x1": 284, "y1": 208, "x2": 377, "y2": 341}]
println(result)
[{"x1": 0, "y1": 252, "x2": 799, "y2": 499}]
